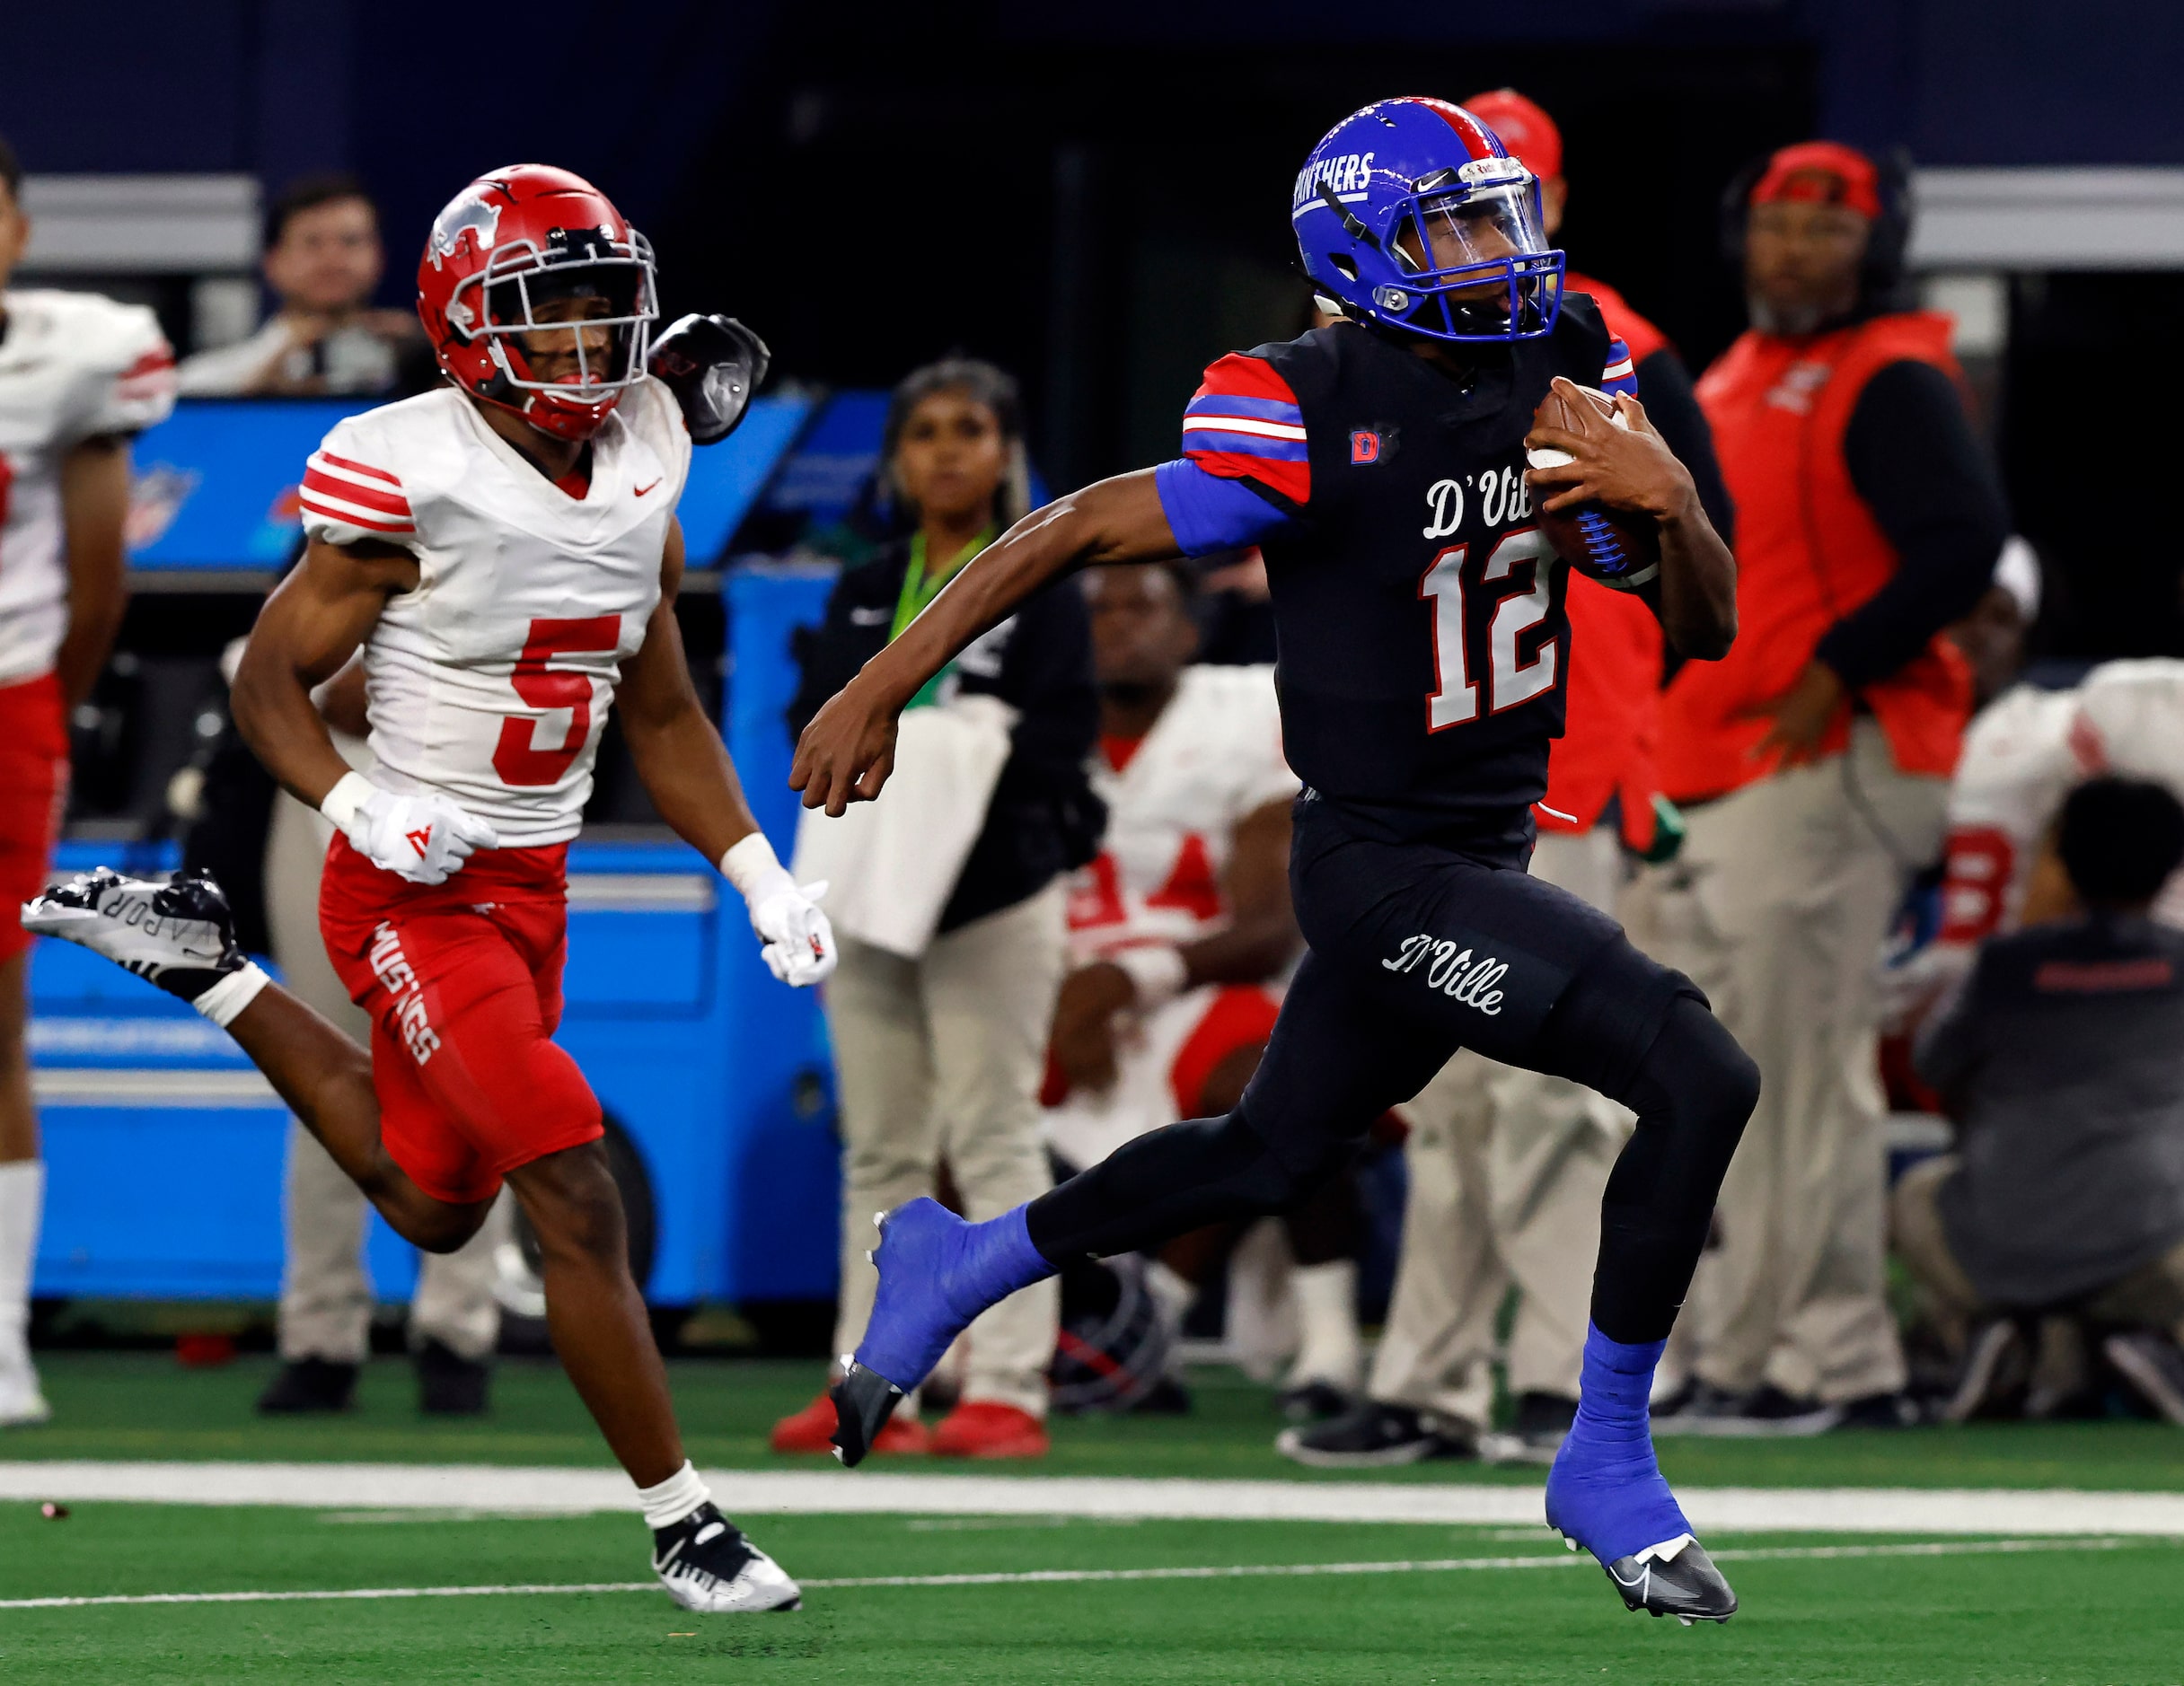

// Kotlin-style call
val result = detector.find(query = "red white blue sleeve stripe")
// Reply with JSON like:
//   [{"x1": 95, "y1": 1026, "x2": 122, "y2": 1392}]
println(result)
[
  {"x1": 1154, "y1": 459, "x2": 1296, "y2": 556},
  {"x1": 1600, "y1": 338, "x2": 1639, "y2": 399},
  {"x1": 1179, "y1": 354, "x2": 1310, "y2": 509}
]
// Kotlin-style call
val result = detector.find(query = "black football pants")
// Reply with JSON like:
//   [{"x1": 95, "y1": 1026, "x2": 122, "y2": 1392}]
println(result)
[{"x1": 1026, "y1": 797, "x2": 1760, "y2": 1345}]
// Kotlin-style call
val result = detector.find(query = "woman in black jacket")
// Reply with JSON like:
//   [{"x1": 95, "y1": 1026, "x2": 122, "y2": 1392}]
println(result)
[{"x1": 774, "y1": 359, "x2": 1101, "y2": 1459}]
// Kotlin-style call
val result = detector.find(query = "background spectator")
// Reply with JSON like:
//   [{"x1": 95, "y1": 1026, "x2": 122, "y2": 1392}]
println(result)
[
  {"x1": 1646, "y1": 141, "x2": 2009, "y2": 1434},
  {"x1": 1898, "y1": 778, "x2": 2184, "y2": 1425},
  {"x1": 0, "y1": 130, "x2": 174, "y2": 1427},
  {"x1": 773, "y1": 359, "x2": 1101, "y2": 1460},
  {"x1": 177, "y1": 173, "x2": 425, "y2": 397}
]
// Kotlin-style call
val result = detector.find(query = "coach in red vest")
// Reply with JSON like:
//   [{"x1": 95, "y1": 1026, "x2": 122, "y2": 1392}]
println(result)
[{"x1": 1651, "y1": 142, "x2": 2009, "y2": 1432}]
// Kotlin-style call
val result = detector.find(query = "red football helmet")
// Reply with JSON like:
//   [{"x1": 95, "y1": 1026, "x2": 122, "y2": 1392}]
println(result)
[{"x1": 416, "y1": 164, "x2": 658, "y2": 443}]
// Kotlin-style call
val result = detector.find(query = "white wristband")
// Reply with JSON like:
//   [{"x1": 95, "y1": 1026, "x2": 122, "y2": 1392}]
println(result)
[
  {"x1": 194, "y1": 962, "x2": 271, "y2": 1029},
  {"x1": 1112, "y1": 944, "x2": 1190, "y2": 1010},
  {"x1": 319, "y1": 770, "x2": 374, "y2": 833},
  {"x1": 719, "y1": 831, "x2": 794, "y2": 902}
]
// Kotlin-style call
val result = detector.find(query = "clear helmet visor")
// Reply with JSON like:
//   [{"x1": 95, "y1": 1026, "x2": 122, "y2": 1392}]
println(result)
[{"x1": 1394, "y1": 180, "x2": 1551, "y2": 282}]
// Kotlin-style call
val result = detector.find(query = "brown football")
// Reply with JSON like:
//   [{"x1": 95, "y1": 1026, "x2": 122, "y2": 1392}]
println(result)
[{"x1": 1528, "y1": 383, "x2": 1661, "y2": 590}]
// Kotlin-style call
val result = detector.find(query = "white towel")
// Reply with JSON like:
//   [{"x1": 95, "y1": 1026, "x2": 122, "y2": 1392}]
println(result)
[{"x1": 791, "y1": 693, "x2": 1018, "y2": 959}]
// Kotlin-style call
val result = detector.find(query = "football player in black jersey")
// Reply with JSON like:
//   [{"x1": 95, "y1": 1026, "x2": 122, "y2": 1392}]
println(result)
[{"x1": 793, "y1": 97, "x2": 1751, "y2": 1624}]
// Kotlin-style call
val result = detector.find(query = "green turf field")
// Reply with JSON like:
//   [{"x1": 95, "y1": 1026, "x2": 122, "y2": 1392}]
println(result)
[
  {"x1": 3, "y1": 1353, "x2": 2182, "y2": 1682},
  {"x1": 3, "y1": 1506, "x2": 2180, "y2": 1684}
]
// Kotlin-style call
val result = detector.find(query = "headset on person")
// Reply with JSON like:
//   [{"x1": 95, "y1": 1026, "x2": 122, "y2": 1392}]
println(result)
[{"x1": 1717, "y1": 144, "x2": 1917, "y2": 316}]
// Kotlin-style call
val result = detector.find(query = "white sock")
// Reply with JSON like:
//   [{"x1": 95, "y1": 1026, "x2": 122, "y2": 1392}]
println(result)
[
  {"x1": 1285, "y1": 1260, "x2": 1362, "y2": 1391},
  {"x1": 636, "y1": 1459, "x2": 711, "y2": 1531},
  {"x1": 0, "y1": 1161, "x2": 44, "y2": 1357}
]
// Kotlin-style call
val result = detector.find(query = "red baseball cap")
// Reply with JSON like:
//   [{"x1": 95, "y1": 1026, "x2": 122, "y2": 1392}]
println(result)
[
  {"x1": 1463, "y1": 88, "x2": 1563, "y2": 182},
  {"x1": 1748, "y1": 141, "x2": 1882, "y2": 220}
]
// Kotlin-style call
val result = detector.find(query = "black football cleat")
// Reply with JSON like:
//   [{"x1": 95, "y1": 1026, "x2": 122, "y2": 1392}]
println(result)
[
  {"x1": 828, "y1": 1358, "x2": 905, "y2": 1469},
  {"x1": 1584, "y1": 1533, "x2": 1738, "y2": 1625}
]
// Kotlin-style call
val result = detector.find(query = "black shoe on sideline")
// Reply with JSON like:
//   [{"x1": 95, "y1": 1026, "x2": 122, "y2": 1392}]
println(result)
[
  {"x1": 415, "y1": 1340, "x2": 491, "y2": 1416},
  {"x1": 1834, "y1": 1390, "x2": 1925, "y2": 1430},
  {"x1": 1942, "y1": 1320, "x2": 2029, "y2": 1423},
  {"x1": 1277, "y1": 1378, "x2": 1354, "y2": 1425},
  {"x1": 1658, "y1": 1382, "x2": 1839, "y2": 1437},
  {"x1": 257, "y1": 1357, "x2": 358, "y2": 1415},
  {"x1": 1274, "y1": 1401, "x2": 1474, "y2": 1469},
  {"x1": 2102, "y1": 1330, "x2": 2184, "y2": 1426}
]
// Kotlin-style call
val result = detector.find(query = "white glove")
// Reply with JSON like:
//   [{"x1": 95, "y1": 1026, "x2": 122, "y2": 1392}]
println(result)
[
  {"x1": 321, "y1": 771, "x2": 499, "y2": 886},
  {"x1": 720, "y1": 832, "x2": 836, "y2": 988}
]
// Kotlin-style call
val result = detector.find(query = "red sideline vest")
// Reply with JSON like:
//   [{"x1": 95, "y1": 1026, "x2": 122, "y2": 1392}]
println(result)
[
  {"x1": 1660, "y1": 311, "x2": 1973, "y2": 802},
  {"x1": 1539, "y1": 275, "x2": 1670, "y2": 848}
]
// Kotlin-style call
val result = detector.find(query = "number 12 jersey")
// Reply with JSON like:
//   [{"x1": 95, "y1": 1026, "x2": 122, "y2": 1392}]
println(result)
[{"x1": 1152, "y1": 296, "x2": 1634, "y2": 858}]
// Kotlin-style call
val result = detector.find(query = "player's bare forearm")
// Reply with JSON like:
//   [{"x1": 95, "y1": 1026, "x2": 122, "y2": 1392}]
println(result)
[
  {"x1": 233, "y1": 538, "x2": 416, "y2": 808},
  {"x1": 1652, "y1": 501, "x2": 1738, "y2": 663},
  {"x1": 625, "y1": 699, "x2": 761, "y2": 865},
  {"x1": 1181, "y1": 799, "x2": 1300, "y2": 987},
  {"x1": 792, "y1": 469, "x2": 1180, "y2": 815},
  {"x1": 54, "y1": 437, "x2": 131, "y2": 707},
  {"x1": 620, "y1": 519, "x2": 761, "y2": 865}
]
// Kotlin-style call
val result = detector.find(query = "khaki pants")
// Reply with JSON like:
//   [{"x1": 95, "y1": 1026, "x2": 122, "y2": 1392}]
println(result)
[
  {"x1": 1893, "y1": 1155, "x2": 2184, "y2": 1348},
  {"x1": 1632, "y1": 721, "x2": 1945, "y2": 1403},
  {"x1": 1368, "y1": 829, "x2": 1631, "y2": 1432},
  {"x1": 265, "y1": 785, "x2": 505, "y2": 1365},
  {"x1": 826, "y1": 883, "x2": 1066, "y2": 1418}
]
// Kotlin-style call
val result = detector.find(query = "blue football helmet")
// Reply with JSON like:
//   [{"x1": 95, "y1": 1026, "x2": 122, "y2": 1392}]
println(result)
[{"x1": 1292, "y1": 96, "x2": 1565, "y2": 344}]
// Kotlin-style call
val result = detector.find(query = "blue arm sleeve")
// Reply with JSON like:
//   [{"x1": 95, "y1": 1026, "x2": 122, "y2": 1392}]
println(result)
[{"x1": 1153, "y1": 458, "x2": 1298, "y2": 558}]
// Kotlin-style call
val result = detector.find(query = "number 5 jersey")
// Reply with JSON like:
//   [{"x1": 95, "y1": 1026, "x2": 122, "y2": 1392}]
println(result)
[{"x1": 296, "y1": 377, "x2": 691, "y2": 846}]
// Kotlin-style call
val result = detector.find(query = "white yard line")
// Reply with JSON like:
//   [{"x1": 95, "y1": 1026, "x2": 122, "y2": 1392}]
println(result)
[
  {"x1": 4, "y1": 1461, "x2": 2184, "y2": 1537},
  {"x1": 0, "y1": 1536, "x2": 2165, "y2": 1612}
]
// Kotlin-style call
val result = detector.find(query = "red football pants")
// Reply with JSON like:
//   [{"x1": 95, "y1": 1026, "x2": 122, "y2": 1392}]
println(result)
[
  {"x1": 0, "y1": 672, "x2": 68, "y2": 967},
  {"x1": 319, "y1": 836, "x2": 602, "y2": 1204}
]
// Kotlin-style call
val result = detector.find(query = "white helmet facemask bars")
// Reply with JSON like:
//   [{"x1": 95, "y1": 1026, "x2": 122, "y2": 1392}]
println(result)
[{"x1": 447, "y1": 230, "x2": 659, "y2": 402}]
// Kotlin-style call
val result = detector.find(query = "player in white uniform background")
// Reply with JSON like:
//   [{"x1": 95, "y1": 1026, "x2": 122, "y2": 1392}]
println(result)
[
  {"x1": 25, "y1": 164, "x2": 823, "y2": 1615},
  {"x1": 1922, "y1": 659, "x2": 2184, "y2": 982},
  {"x1": 0, "y1": 135, "x2": 175, "y2": 1427},
  {"x1": 1044, "y1": 562, "x2": 1366, "y2": 1409}
]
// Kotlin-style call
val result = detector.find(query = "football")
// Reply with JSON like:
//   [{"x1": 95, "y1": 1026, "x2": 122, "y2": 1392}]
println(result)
[{"x1": 1528, "y1": 382, "x2": 1662, "y2": 590}]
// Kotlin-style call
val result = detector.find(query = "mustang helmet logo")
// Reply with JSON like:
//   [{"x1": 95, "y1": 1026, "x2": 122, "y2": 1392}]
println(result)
[{"x1": 428, "y1": 189, "x2": 503, "y2": 270}]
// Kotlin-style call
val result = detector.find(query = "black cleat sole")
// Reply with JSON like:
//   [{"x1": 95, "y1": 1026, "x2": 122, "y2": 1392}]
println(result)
[{"x1": 828, "y1": 1362, "x2": 905, "y2": 1469}]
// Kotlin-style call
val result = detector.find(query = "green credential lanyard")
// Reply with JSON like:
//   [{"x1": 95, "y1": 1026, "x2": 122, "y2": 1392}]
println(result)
[{"x1": 890, "y1": 526, "x2": 994, "y2": 710}]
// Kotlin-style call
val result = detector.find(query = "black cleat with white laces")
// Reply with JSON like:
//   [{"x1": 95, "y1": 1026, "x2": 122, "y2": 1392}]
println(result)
[
  {"x1": 21, "y1": 867, "x2": 253, "y2": 1006},
  {"x1": 651, "y1": 1502, "x2": 802, "y2": 1612}
]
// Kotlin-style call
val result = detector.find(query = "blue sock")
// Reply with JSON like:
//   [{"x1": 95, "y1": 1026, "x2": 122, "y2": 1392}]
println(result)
[
  {"x1": 948, "y1": 1206, "x2": 1053, "y2": 1312},
  {"x1": 853, "y1": 1200, "x2": 1053, "y2": 1389},
  {"x1": 1543, "y1": 1324, "x2": 1692, "y2": 1567}
]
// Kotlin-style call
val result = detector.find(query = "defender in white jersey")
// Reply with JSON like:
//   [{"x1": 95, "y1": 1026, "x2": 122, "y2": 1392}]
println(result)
[
  {"x1": 0, "y1": 137, "x2": 175, "y2": 1427},
  {"x1": 24, "y1": 166, "x2": 814, "y2": 1612}
]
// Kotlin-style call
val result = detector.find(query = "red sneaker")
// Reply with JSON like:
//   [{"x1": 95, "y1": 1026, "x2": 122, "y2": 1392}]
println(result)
[
  {"x1": 770, "y1": 1392, "x2": 929, "y2": 1455},
  {"x1": 929, "y1": 1401, "x2": 1050, "y2": 1459}
]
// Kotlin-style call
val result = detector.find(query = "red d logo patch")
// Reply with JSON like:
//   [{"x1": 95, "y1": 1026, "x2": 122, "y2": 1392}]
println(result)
[{"x1": 1350, "y1": 430, "x2": 1381, "y2": 464}]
